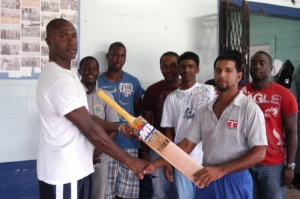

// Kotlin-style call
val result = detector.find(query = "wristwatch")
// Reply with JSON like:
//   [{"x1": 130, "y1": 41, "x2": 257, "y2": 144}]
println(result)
[{"x1": 286, "y1": 163, "x2": 296, "y2": 170}]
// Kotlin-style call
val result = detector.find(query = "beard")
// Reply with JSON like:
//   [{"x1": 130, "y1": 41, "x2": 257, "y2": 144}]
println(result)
[{"x1": 216, "y1": 84, "x2": 229, "y2": 93}]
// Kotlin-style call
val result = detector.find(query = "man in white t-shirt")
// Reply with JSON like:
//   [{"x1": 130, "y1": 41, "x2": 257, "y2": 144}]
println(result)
[
  {"x1": 159, "y1": 51, "x2": 215, "y2": 199},
  {"x1": 36, "y1": 18, "x2": 147, "y2": 199}
]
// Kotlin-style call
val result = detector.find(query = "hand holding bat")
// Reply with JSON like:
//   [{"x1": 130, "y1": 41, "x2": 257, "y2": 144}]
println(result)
[{"x1": 98, "y1": 90, "x2": 204, "y2": 182}]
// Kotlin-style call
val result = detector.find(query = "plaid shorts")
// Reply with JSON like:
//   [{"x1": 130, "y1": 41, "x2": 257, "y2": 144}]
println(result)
[{"x1": 105, "y1": 149, "x2": 139, "y2": 199}]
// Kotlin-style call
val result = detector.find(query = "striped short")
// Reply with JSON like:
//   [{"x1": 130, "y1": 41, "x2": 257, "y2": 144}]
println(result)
[
  {"x1": 105, "y1": 149, "x2": 139, "y2": 199},
  {"x1": 38, "y1": 174, "x2": 91, "y2": 199}
]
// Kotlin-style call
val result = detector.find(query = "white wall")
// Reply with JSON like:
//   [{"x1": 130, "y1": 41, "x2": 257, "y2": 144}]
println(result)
[
  {"x1": 0, "y1": 0, "x2": 218, "y2": 163},
  {"x1": 0, "y1": 80, "x2": 40, "y2": 162},
  {"x1": 79, "y1": 0, "x2": 219, "y2": 88}
]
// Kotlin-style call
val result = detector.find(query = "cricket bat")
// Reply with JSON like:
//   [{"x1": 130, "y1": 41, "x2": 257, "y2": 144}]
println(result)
[{"x1": 98, "y1": 89, "x2": 203, "y2": 182}]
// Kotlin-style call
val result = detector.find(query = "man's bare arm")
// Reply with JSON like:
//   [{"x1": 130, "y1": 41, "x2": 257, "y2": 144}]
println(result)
[
  {"x1": 92, "y1": 116, "x2": 135, "y2": 139},
  {"x1": 65, "y1": 106, "x2": 147, "y2": 178},
  {"x1": 282, "y1": 113, "x2": 298, "y2": 185},
  {"x1": 91, "y1": 115, "x2": 119, "y2": 133}
]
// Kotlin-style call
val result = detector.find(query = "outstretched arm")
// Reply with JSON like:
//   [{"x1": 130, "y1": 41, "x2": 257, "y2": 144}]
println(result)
[
  {"x1": 92, "y1": 116, "x2": 135, "y2": 139},
  {"x1": 91, "y1": 115, "x2": 119, "y2": 133},
  {"x1": 65, "y1": 106, "x2": 147, "y2": 179}
]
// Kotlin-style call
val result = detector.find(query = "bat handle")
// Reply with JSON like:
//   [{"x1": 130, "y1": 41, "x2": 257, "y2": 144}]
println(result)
[{"x1": 97, "y1": 89, "x2": 136, "y2": 124}]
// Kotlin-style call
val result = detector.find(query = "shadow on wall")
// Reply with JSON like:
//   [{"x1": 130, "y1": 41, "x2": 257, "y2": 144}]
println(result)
[
  {"x1": 192, "y1": 14, "x2": 218, "y2": 83},
  {"x1": 293, "y1": 63, "x2": 300, "y2": 175},
  {"x1": 0, "y1": 160, "x2": 39, "y2": 199},
  {"x1": 97, "y1": 51, "x2": 108, "y2": 75},
  {"x1": 293, "y1": 63, "x2": 300, "y2": 100}
]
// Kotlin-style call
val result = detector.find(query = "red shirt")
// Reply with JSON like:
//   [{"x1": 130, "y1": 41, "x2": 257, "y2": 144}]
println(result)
[{"x1": 240, "y1": 82, "x2": 298, "y2": 165}]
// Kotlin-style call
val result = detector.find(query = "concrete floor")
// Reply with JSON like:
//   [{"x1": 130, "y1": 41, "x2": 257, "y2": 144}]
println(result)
[
  {"x1": 287, "y1": 177, "x2": 300, "y2": 199},
  {"x1": 287, "y1": 186, "x2": 300, "y2": 199}
]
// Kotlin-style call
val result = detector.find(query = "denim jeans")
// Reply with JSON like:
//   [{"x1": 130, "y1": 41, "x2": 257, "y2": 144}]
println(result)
[
  {"x1": 174, "y1": 168, "x2": 196, "y2": 199},
  {"x1": 150, "y1": 150, "x2": 171, "y2": 199},
  {"x1": 250, "y1": 163, "x2": 286, "y2": 199}
]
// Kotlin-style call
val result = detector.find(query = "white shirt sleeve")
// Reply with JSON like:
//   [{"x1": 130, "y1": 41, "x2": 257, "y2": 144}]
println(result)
[
  {"x1": 49, "y1": 80, "x2": 86, "y2": 116},
  {"x1": 186, "y1": 110, "x2": 202, "y2": 144}
]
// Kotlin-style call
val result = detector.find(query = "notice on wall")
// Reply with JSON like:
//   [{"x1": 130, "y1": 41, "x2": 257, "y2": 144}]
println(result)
[{"x1": 0, "y1": 0, "x2": 78, "y2": 79}]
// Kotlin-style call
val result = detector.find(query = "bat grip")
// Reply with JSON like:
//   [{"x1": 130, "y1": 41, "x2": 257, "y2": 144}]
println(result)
[{"x1": 97, "y1": 89, "x2": 136, "y2": 124}]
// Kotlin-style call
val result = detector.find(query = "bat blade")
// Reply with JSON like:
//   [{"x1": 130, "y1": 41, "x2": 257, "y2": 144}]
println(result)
[
  {"x1": 132, "y1": 116, "x2": 203, "y2": 181},
  {"x1": 98, "y1": 89, "x2": 203, "y2": 181}
]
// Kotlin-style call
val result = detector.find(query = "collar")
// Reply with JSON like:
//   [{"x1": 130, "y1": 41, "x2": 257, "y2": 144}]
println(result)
[
  {"x1": 81, "y1": 81, "x2": 98, "y2": 94},
  {"x1": 207, "y1": 91, "x2": 244, "y2": 112}
]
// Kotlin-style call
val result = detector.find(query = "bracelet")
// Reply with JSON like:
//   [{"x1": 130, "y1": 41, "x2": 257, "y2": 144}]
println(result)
[{"x1": 118, "y1": 123, "x2": 126, "y2": 132}]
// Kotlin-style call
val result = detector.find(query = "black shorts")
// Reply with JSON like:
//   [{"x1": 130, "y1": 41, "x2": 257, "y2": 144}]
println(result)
[{"x1": 38, "y1": 174, "x2": 92, "y2": 199}]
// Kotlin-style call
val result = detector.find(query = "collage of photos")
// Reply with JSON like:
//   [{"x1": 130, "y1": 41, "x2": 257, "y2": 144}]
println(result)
[{"x1": 0, "y1": 0, "x2": 78, "y2": 78}]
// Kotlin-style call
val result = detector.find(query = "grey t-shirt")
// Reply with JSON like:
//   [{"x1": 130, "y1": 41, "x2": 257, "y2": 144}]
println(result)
[
  {"x1": 85, "y1": 81, "x2": 119, "y2": 123},
  {"x1": 186, "y1": 92, "x2": 267, "y2": 166}
]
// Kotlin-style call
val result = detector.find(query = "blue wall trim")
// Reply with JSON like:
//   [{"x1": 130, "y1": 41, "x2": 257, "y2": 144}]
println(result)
[
  {"x1": 231, "y1": 0, "x2": 300, "y2": 20},
  {"x1": 0, "y1": 160, "x2": 39, "y2": 199}
]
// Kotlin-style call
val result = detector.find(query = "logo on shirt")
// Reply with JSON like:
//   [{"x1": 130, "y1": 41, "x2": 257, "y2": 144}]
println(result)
[
  {"x1": 241, "y1": 89, "x2": 281, "y2": 105},
  {"x1": 264, "y1": 106, "x2": 279, "y2": 118},
  {"x1": 94, "y1": 105, "x2": 104, "y2": 117},
  {"x1": 273, "y1": 129, "x2": 285, "y2": 151},
  {"x1": 226, "y1": 120, "x2": 238, "y2": 130},
  {"x1": 119, "y1": 83, "x2": 134, "y2": 97},
  {"x1": 183, "y1": 106, "x2": 195, "y2": 119},
  {"x1": 182, "y1": 85, "x2": 213, "y2": 120}
]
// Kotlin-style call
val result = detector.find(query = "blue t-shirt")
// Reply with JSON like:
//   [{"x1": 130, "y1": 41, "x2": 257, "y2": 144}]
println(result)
[{"x1": 98, "y1": 71, "x2": 144, "y2": 149}]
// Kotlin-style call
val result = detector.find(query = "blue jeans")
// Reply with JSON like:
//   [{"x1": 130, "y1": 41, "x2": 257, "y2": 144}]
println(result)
[
  {"x1": 150, "y1": 150, "x2": 171, "y2": 199},
  {"x1": 174, "y1": 168, "x2": 196, "y2": 199},
  {"x1": 250, "y1": 163, "x2": 286, "y2": 199}
]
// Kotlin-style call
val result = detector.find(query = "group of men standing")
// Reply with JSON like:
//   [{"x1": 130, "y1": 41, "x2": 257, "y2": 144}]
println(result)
[{"x1": 36, "y1": 18, "x2": 297, "y2": 199}]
